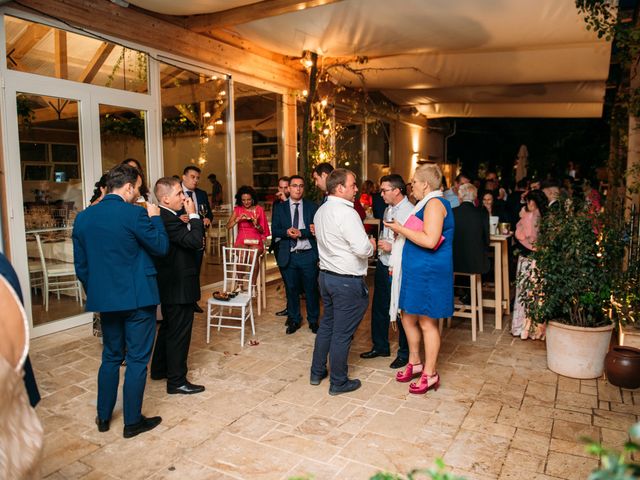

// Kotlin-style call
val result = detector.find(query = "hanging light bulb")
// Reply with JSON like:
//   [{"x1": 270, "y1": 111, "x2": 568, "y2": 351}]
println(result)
[
  {"x1": 203, "y1": 112, "x2": 211, "y2": 118},
  {"x1": 322, "y1": 128, "x2": 330, "y2": 135},
  {"x1": 302, "y1": 89, "x2": 308, "y2": 97},
  {"x1": 215, "y1": 119, "x2": 223, "y2": 125},
  {"x1": 320, "y1": 98, "x2": 328, "y2": 107},
  {"x1": 206, "y1": 125, "x2": 214, "y2": 131}
]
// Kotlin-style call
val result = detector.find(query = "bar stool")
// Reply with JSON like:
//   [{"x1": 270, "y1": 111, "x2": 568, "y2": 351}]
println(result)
[{"x1": 440, "y1": 272, "x2": 484, "y2": 341}]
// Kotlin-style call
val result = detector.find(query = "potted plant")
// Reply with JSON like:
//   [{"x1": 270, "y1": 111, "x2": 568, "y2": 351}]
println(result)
[{"x1": 520, "y1": 196, "x2": 625, "y2": 379}]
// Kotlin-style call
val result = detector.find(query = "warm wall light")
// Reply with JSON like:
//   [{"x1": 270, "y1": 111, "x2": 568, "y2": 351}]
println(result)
[{"x1": 300, "y1": 50, "x2": 314, "y2": 68}]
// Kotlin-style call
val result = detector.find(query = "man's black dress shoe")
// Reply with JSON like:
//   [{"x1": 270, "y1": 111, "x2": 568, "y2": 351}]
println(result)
[
  {"x1": 360, "y1": 349, "x2": 390, "y2": 359},
  {"x1": 275, "y1": 308, "x2": 288, "y2": 316},
  {"x1": 123, "y1": 415, "x2": 162, "y2": 438},
  {"x1": 309, "y1": 323, "x2": 319, "y2": 334},
  {"x1": 167, "y1": 382, "x2": 205, "y2": 395},
  {"x1": 389, "y1": 357, "x2": 408, "y2": 369},
  {"x1": 310, "y1": 370, "x2": 328, "y2": 385},
  {"x1": 286, "y1": 323, "x2": 300, "y2": 335},
  {"x1": 329, "y1": 378, "x2": 361, "y2": 396},
  {"x1": 193, "y1": 303, "x2": 204, "y2": 313},
  {"x1": 96, "y1": 416, "x2": 110, "y2": 432}
]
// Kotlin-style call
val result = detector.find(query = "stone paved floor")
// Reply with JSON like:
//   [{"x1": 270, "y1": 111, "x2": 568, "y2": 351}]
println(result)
[{"x1": 32, "y1": 282, "x2": 639, "y2": 480}]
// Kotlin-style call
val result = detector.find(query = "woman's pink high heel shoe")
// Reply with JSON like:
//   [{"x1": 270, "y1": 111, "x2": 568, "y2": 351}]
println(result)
[
  {"x1": 409, "y1": 372, "x2": 440, "y2": 394},
  {"x1": 395, "y1": 363, "x2": 423, "y2": 383}
]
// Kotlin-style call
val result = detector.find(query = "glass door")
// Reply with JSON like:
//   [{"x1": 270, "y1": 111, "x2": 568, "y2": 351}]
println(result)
[{"x1": 18, "y1": 92, "x2": 85, "y2": 327}]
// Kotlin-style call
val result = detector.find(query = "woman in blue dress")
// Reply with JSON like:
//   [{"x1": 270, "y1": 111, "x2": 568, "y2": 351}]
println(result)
[{"x1": 384, "y1": 164, "x2": 454, "y2": 394}]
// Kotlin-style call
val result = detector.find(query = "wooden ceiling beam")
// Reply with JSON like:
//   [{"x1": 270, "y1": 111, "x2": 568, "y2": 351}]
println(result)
[
  {"x1": 184, "y1": 0, "x2": 344, "y2": 32},
  {"x1": 54, "y1": 30, "x2": 68, "y2": 79},
  {"x1": 77, "y1": 42, "x2": 115, "y2": 83},
  {"x1": 13, "y1": 0, "x2": 307, "y2": 91},
  {"x1": 6, "y1": 23, "x2": 50, "y2": 61}
]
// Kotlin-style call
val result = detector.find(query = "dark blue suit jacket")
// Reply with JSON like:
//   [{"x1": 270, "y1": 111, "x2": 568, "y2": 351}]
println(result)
[
  {"x1": 271, "y1": 198, "x2": 319, "y2": 268},
  {"x1": 72, "y1": 194, "x2": 169, "y2": 312},
  {"x1": 0, "y1": 252, "x2": 40, "y2": 407}
]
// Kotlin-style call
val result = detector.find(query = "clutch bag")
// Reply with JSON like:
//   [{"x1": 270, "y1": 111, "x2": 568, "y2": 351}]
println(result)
[{"x1": 404, "y1": 214, "x2": 445, "y2": 251}]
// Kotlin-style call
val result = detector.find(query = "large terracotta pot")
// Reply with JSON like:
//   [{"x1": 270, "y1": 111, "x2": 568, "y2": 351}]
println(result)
[
  {"x1": 546, "y1": 321, "x2": 614, "y2": 379},
  {"x1": 605, "y1": 346, "x2": 640, "y2": 389}
]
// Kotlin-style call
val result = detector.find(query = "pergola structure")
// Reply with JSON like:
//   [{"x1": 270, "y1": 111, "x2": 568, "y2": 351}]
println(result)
[{"x1": 0, "y1": 0, "x2": 617, "y2": 337}]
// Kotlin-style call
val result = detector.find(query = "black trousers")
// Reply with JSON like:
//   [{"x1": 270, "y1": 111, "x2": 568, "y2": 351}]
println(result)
[
  {"x1": 371, "y1": 260, "x2": 408, "y2": 358},
  {"x1": 151, "y1": 303, "x2": 194, "y2": 388}
]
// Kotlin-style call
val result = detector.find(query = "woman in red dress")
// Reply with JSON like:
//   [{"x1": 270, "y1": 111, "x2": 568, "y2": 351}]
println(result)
[{"x1": 227, "y1": 186, "x2": 270, "y2": 252}]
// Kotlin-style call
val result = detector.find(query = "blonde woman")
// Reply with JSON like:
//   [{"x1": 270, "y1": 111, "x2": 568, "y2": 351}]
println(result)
[{"x1": 385, "y1": 164, "x2": 454, "y2": 394}]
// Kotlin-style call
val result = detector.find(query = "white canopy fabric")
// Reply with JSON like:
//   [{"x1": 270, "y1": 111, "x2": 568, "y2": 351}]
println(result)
[{"x1": 129, "y1": 0, "x2": 612, "y2": 118}]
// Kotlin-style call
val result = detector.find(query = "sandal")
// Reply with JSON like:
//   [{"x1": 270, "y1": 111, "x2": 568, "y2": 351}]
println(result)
[
  {"x1": 409, "y1": 372, "x2": 440, "y2": 394},
  {"x1": 395, "y1": 363, "x2": 423, "y2": 383}
]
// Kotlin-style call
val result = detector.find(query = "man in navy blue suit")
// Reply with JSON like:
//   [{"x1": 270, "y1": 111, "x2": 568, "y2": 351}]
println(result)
[
  {"x1": 73, "y1": 164, "x2": 169, "y2": 439},
  {"x1": 271, "y1": 175, "x2": 320, "y2": 334}
]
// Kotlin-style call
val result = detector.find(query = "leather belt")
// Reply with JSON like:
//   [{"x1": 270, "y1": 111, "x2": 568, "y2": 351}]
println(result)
[{"x1": 320, "y1": 269, "x2": 364, "y2": 279}]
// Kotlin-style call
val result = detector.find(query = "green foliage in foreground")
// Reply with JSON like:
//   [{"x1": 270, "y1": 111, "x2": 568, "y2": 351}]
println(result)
[{"x1": 290, "y1": 459, "x2": 466, "y2": 480}]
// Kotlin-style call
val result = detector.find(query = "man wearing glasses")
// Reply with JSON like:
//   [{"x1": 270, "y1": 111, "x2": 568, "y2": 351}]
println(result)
[
  {"x1": 360, "y1": 174, "x2": 413, "y2": 369},
  {"x1": 271, "y1": 175, "x2": 320, "y2": 334}
]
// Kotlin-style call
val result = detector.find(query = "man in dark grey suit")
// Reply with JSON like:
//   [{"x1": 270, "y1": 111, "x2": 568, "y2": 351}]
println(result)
[
  {"x1": 452, "y1": 183, "x2": 490, "y2": 275},
  {"x1": 151, "y1": 177, "x2": 205, "y2": 395}
]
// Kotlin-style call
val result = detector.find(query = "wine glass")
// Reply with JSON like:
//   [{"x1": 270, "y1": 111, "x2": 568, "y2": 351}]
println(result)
[
  {"x1": 383, "y1": 208, "x2": 395, "y2": 224},
  {"x1": 198, "y1": 204, "x2": 207, "y2": 218}
]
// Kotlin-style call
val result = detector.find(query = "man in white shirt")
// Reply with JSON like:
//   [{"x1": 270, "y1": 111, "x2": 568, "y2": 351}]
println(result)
[
  {"x1": 360, "y1": 175, "x2": 413, "y2": 369},
  {"x1": 310, "y1": 168, "x2": 376, "y2": 395}
]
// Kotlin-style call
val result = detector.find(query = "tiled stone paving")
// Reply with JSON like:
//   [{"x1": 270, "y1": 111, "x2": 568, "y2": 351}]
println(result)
[{"x1": 32, "y1": 282, "x2": 639, "y2": 479}]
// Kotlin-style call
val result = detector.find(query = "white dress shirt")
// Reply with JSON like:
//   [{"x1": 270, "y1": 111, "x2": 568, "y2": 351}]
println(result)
[
  {"x1": 182, "y1": 184, "x2": 199, "y2": 212},
  {"x1": 379, "y1": 196, "x2": 414, "y2": 267},
  {"x1": 314, "y1": 196, "x2": 373, "y2": 276},
  {"x1": 289, "y1": 200, "x2": 312, "y2": 252}
]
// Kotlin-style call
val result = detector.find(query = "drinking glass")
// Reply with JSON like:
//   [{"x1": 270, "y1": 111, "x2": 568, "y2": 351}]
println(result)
[{"x1": 383, "y1": 208, "x2": 395, "y2": 223}]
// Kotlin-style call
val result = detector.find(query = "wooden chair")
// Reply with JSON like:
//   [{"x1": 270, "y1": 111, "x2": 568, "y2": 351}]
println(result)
[{"x1": 206, "y1": 247, "x2": 258, "y2": 347}]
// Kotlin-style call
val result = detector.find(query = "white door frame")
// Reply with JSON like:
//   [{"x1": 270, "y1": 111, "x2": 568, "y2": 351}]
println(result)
[{"x1": 1, "y1": 64, "x2": 159, "y2": 339}]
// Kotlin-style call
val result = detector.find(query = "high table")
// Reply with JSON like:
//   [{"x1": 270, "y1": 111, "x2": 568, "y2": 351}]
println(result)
[{"x1": 482, "y1": 233, "x2": 512, "y2": 329}]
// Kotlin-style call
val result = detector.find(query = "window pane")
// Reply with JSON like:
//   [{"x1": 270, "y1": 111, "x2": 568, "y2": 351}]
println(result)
[
  {"x1": 99, "y1": 105, "x2": 148, "y2": 177},
  {"x1": 367, "y1": 120, "x2": 391, "y2": 183},
  {"x1": 234, "y1": 82, "x2": 281, "y2": 202},
  {"x1": 18, "y1": 93, "x2": 85, "y2": 325},
  {"x1": 5, "y1": 16, "x2": 148, "y2": 93},
  {"x1": 160, "y1": 62, "x2": 229, "y2": 188},
  {"x1": 336, "y1": 123, "x2": 363, "y2": 182}
]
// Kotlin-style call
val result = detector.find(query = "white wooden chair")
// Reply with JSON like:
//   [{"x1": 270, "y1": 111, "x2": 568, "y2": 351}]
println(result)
[
  {"x1": 35, "y1": 234, "x2": 83, "y2": 311},
  {"x1": 206, "y1": 247, "x2": 258, "y2": 347},
  {"x1": 206, "y1": 219, "x2": 230, "y2": 258},
  {"x1": 28, "y1": 259, "x2": 44, "y2": 295},
  {"x1": 440, "y1": 272, "x2": 484, "y2": 341}
]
